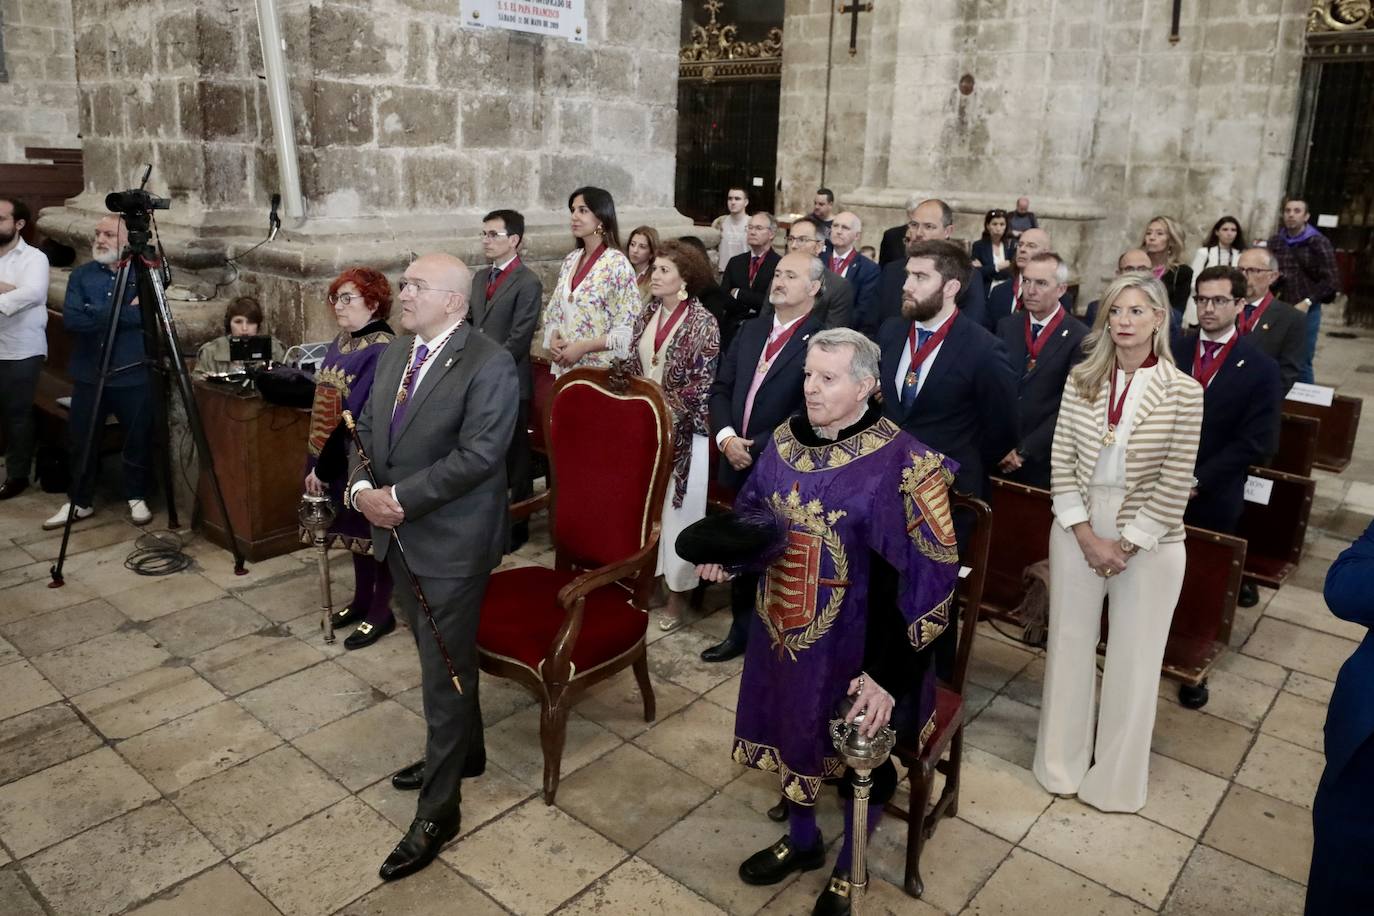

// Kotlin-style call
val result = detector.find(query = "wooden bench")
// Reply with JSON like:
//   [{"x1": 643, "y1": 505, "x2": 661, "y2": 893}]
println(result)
[
  {"x1": 1283, "y1": 394, "x2": 1363, "y2": 473},
  {"x1": 1236, "y1": 466, "x2": 1315, "y2": 589},
  {"x1": 982, "y1": 478, "x2": 1242, "y2": 693},
  {"x1": 1268, "y1": 413, "x2": 1319, "y2": 478}
]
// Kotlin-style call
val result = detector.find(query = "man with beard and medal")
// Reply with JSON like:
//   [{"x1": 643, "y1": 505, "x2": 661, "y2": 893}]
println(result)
[
  {"x1": 683, "y1": 328, "x2": 960, "y2": 916},
  {"x1": 995, "y1": 251, "x2": 1088, "y2": 490}
]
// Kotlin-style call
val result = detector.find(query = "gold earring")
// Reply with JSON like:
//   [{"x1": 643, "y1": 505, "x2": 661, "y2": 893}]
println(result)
[{"x1": 677, "y1": 288, "x2": 689, "y2": 302}]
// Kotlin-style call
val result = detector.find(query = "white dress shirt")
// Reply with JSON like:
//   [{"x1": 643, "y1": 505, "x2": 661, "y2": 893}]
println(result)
[
  {"x1": 892, "y1": 307, "x2": 955, "y2": 398},
  {"x1": 715, "y1": 312, "x2": 807, "y2": 447},
  {"x1": 0, "y1": 238, "x2": 50, "y2": 360}
]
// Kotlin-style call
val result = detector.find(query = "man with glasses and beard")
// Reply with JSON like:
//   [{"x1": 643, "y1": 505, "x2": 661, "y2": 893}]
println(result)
[
  {"x1": 43, "y1": 216, "x2": 155, "y2": 530},
  {"x1": 0, "y1": 197, "x2": 49, "y2": 500}
]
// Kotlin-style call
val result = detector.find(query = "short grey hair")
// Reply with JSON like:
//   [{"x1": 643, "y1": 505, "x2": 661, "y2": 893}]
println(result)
[
  {"x1": 807, "y1": 328, "x2": 881, "y2": 384},
  {"x1": 1030, "y1": 251, "x2": 1071, "y2": 285},
  {"x1": 806, "y1": 256, "x2": 825, "y2": 283},
  {"x1": 1262, "y1": 248, "x2": 1279, "y2": 271},
  {"x1": 753, "y1": 211, "x2": 778, "y2": 232}
]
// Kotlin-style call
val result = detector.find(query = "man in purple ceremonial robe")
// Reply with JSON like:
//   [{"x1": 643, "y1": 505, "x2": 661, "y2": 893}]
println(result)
[{"x1": 694, "y1": 328, "x2": 961, "y2": 916}]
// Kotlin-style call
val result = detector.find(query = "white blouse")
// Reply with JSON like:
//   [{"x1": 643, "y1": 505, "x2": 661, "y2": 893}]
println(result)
[{"x1": 1091, "y1": 363, "x2": 1157, "y2": 488}]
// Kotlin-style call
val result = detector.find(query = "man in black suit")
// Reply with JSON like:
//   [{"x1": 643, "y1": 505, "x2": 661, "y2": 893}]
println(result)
[
  {"x1": 878, "y1": 194, "x2": 922, "y2": 267},
  {"x1": 780, "y1": 216, "x2": 852, "y2": 329},
  {"x1": 986, "y1": 227, "x2": 1074, "y2": 330},
  {"x1": 1237, "y1": 247, "x2": 1304, "y2": 392},
  {"x1": 1082, "y1": 248, "x2": 1152, "y2": 327},
  {"x1": 721, "y1": 212, "x2": 781, "y2": 352},
  {"x1": 879, "y1": 239, "x2": 1018, "y2": 677},
  {"x1": 469, "y1": 209, "x2": 543, "y2": 549},
  {"x1": 826, "y1": 211, "x2": 881, "y2": 332},
  {"x1": 701, "y1": 251, "x2": 827, "y2": 663},
  {"x1": 350, "y1": 253, "x2": 519, "y2": 881},
  {"x1": 1175, "y1": 266, "x2": 1283, "y2": 609},
  {"x1": 866, "y1": 199, "x2": 988, "y2": 337},
  {"x1": 995, "y1": 252, "x2": 1088, "y2": 490}
]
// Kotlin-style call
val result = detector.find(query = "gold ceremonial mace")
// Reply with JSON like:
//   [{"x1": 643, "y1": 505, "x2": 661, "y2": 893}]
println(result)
[
  {"x1": 341, "y1": 410, "x2": 463, "y2": 694},
  {"x1": 830, "y1": 695, "x2": 897, "y2": 914},
  {"x1": 298, "y1": 494, "x2": 337, "y2": 644}
]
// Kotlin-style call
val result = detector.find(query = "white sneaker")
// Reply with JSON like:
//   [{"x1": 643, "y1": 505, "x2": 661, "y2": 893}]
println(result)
[
  {"x1": 128, "y1": 499, "x2": 152, "y2": 526},
  {"x1": 42, "y1": 503, "x2": 95, "y2": 531}
]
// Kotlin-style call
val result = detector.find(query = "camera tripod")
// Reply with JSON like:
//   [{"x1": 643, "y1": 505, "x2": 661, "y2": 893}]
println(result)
[{"x1": 49, "y1": 198, "x2": 246, "y2": 585}]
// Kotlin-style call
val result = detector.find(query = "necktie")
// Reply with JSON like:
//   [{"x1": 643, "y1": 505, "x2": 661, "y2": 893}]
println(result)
[
  {"x1": 1200, "y1": 339, "x2": 1221, "y2": 373},
  {"x1": 1243, "y1": 303, "x2": 1256, "y2": 330},
  {"x1": 490, "y1": 266, "x2": 500, "y2": 285},
  {"x1": 748, "y1": 255, "x2": 763, "y2": 284},
  {"x1": 1030, "y1": 322, "x2": 1043, "y2": 342},
  {"x1": 901, "y1": 328, "x2": 934, "y2": 409},
  {"x1": 389, "y1": 343, "x2": 430, "y2": 438}
]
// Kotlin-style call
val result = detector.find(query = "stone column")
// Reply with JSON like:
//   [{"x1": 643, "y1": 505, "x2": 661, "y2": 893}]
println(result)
[
  {"x1": 43, "y1": 0, "x2": 697, "y2": 345},
  {"x1": 0, "y1": 0, "x2": 80, "y2": 164}
]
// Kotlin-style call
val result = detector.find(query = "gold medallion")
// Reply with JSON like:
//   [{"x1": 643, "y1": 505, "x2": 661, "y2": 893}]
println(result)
[
  {"x1": 1102, "y1": 427, "x2": 1116, "y2": 446},
  {"x1": 904, "y1": 370, "x2": 917, "y2": 387},
  {"x1": 395, "y1": 388, "x2": 408, "y2": 404}
]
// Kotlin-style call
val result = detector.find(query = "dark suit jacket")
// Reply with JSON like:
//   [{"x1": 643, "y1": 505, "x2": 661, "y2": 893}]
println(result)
[
  {"x1": 1322, "y1": 520, "x2": 1374, "y2": 781},
  {"x1": 1161, "y1": 264, "x2": 1193, "y2": 321},
  {"x1": 721, "y1": 249, "x2": 779, "y2": 348},
  {"x1": 824, "y1": 245, "x2": 881, "y2": 336},
  {"x1": 879, "y1": 224, "x2": 907, "y2": 266},
  {"x1": 877, "y1": 313, "x2": 1019, "y2": 498},
  {"x1": 1173, "y1": 332, "x2": 1282, "y2": 535},
  {"x1": 469, "y1": 261, "x2": 542, "y2": 400},
  {"x1": 986, "y1": 280, "x2": 1074, "y2": 333},
  {"x1": 708, "y1": 310, "x2": 826, "y2": 490},
  {"x1": 1243, "y1": 297, "x2": 1305, "y2": 392},
  {"x1": 994, "y1": 309, "x2": 1089, "y2": 489},
  {"x1": 352, "y1": 325, "x2": 519, "y2": 577},
  {"x1": 758, "y1": 269, "x2": 851, "y2": 330},
  {"x1": 868, "y1": 259, "x2": 988, "y2": 339},
  {"x1": 971, "y1": 238, "x2": 1015, "y2": 294}
]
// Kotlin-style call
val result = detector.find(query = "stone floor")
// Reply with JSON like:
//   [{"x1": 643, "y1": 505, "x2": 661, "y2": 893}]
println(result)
[{"x1": 0, "y1": 329, "x2": 1370, "y2": 916}]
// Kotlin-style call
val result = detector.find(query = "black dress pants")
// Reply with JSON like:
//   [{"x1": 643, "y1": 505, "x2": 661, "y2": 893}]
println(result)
[{"x1": 0, "y1": 355, "x2": 43, "y2": 482}]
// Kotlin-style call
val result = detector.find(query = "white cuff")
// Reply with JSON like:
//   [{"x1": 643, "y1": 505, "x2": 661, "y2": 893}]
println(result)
[
  {"x1": 349, "y1": 480, "x2": 374, "y2": 508},
  {"x1": 715, "y1": 426, "x2": 738, "y2": 449},
  {"x1": 1053, "y1": 502, "x2": 1089, "y2": 532},
  {"x1": 1121, "y1": 521, "x2": 1160, "y2": 553}
]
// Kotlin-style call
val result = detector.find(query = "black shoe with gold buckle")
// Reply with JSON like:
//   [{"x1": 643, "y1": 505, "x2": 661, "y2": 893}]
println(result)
[
  {"x1": 330, "y1": 603, "x2": 361, "y2": 628},
  {"x1": 812, "y1": 868, "x2": 862, "y2": 916},
  {"x1": 738, "y1": 833, "x2": 826, "y2": 886},
  {"x1": 344, "y1": 615, "x2": 395, "y2": 650}
]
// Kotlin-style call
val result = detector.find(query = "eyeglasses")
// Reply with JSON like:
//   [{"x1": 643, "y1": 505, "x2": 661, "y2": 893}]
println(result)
[
  {"x1": 327, "y1": 292, "x2": 362, "y2": 306},
  {"x1": 1239, "y1": 267, "x2": 1273, "y2": 276},
  {"x1": 478, "y1": 230, "x2": 509, "y2": 240},
  {"x1": 1119, "y1": 265, "x2": 1153, "y2": 274},
  {"x1": 786, "y1": 236, "x2": 818, "y2": 247},
  {"x1": 1195, "y1": 296, "x2": 1236, "y2": 309},
  {"x1": 398, "y1": 279, "x2": 463, "y2": 296}
]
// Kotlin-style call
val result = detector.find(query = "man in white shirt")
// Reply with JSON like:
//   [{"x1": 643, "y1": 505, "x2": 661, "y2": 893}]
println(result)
[
  {"x1": 0, "y1": 198, "x2": 50, "y2": 499},
  {"x1": 712, "y1": 187, "x2": 751, "y2": 273}
]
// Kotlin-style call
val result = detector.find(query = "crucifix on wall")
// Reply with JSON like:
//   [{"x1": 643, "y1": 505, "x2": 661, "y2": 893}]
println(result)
[{"x1": 838, "y1": 0, "x2": 873, "y2": 57}]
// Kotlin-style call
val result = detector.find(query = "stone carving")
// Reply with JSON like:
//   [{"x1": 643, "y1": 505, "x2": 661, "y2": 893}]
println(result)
[
  {"x1": 680, "y1": 0, "x2": 783, "y2": 83},
  {"x1": 1308, "y1": 0, "x2": 1374, "y2": 32}
]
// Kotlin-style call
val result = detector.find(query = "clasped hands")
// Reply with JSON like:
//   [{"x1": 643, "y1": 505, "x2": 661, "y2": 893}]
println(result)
[
  {"x1": 547, "y1": 330, "x2": 592, "y2": 368},
  {"x1": 721, "y1": 435, "x2": 754, "y2": 471},
  {"x1": 355, "y1": 485, "x2": 405, "y2": 528},
  {"x1": 1074, "y1": 525, "x2": 1132, "y2": 578}
]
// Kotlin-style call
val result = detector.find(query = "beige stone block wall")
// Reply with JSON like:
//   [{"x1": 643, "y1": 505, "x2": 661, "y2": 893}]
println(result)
[{"x1": 0, "y1": 0, "x2": 80, "y2": 164}]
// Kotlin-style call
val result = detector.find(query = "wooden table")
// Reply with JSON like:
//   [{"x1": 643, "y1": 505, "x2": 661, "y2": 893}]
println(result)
[{"x1": 193, "y1": 380, "x2": 309, "y2": 561}]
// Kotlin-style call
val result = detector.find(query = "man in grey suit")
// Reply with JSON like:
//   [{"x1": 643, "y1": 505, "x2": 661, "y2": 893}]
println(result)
[
  {"x1": 778, "y1": 215, "x2": 853, "y2": 329},
  {"x1": 469, "y1": 209, "x2": 543, "y2": 548},
  {"x1": 349, "y1": 252, "x2": 518, "y2": 882},
  {"x1": 1238, "y1": 247, "x2": 1305, "y2": 392}
]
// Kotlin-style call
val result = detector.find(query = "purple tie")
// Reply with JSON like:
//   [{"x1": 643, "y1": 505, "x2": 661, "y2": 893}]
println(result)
[
  {"x1": 389, "y1": 343, "x2": 429, "y2": 438},
  {"x1": 1201, "y1": 339, "x2": 1221, "y2": 372}
]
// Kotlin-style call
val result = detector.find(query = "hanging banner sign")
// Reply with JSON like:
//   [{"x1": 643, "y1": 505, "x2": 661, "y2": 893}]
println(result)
[{"x1": 461, "y1": 0, "x2": 587, "y2": 43}]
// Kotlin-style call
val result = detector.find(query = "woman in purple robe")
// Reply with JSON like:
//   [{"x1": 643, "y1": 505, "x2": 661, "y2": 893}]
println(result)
[
  {"x1": 693, "y1": 328, "x2": 960, "y2": 916},
  {"x1": 302, "y1": 267, "x2": 396, "y2": 651}
]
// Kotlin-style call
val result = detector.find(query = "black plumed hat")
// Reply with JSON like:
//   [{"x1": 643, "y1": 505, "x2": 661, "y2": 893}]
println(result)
[{"x1": 675, "y1": 505, "x2": 789, "y2": 569}]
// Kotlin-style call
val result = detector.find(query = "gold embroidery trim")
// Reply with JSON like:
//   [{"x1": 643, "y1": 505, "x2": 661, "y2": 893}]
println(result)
[
  {"x1": 773, "y1": 417, "x2": 902, "y2": 472},
  {"x1": 758, "y1": 488, "x2": 849, "y2": 660},
  {"x1": 732, "y1": 737, "x2": 846, "y2": 806}
]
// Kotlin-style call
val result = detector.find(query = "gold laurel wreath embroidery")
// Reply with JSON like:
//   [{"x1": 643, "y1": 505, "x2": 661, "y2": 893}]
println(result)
[
  {"x1": 901, "y1": 453, "x2": 960, "y2": 565},
  {"x1": 759, "y1": 489, "x2": 849, "y2": 661}
]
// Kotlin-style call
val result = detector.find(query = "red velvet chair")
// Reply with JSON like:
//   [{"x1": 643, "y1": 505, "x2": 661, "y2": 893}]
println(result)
[
  {"x1": 476, "y1": 365, "x2": 673, "y2": 803},
  {"x1": 883, "y1": 492, "x2": 993, "y2": 898}
]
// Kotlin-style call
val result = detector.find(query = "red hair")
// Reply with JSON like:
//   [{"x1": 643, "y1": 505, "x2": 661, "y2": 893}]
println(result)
[{"x1": 328, "y1": 267, "x2": 392, "y2": 320}]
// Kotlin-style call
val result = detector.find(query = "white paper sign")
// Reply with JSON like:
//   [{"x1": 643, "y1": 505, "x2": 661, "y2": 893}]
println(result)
[
  {"x1": 1244, "y1": 475, "x2": 1273, "y2": 506},
  {"x1": 462, "y1": 0, "x2": 587, "y2": 43},
  {"x1": 752, "y1": 176, "x2": 764, "y2": 187},
  {"x1": 1286, "y1": 382, "x2": 1335, "y2": 407},
  {"x1": 958, "y1": 565, "x2": 972, "y2": 579},
  {"x1": 1317, "y1": 213, "x2": 1339, "y2": 228}
]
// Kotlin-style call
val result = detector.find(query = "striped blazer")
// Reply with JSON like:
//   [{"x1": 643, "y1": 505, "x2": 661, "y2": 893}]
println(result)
[{"x1": 1050, "y1": 357, "x2": 1204, "y2": 549}]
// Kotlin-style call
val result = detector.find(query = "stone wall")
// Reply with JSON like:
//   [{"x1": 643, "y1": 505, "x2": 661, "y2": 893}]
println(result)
[
  {"x1": 777, "y1": 0, "x2": 1309, "y2": 293},
  {"x1": 42, "y1": 0, "x2": 693, "y2": 347},
  {"x1": 0, "y1": 0, "x2": 80, "y2": 164}
]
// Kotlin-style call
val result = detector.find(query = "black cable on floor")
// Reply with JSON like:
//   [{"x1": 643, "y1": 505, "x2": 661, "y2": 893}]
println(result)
[{"x1": 124, "y1": 529, "x2": 192, "y2": 576}]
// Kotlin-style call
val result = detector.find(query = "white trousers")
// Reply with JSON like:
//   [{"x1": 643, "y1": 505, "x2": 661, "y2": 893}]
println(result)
[
  {"x1": 1033, "y1": 486, "x2": 1185, "y2": 813},
  {"x1": 656, "y1": 434, "x2": 708, "y2": 593}
]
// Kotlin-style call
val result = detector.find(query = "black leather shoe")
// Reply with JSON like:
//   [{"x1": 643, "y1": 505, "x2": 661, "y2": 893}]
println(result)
[
  {"x1": 739, "y1": 834, "x2": 826, "y2": 886},
  {"x1": 812, "y1": 869, "x2": 861, "y2": 916},
  {"x1": 766, "y1": 796, "x2": 788, "y2": 822},
  {"x1": 392, "y1": 759, "x2": 425, "y2": 791},
  {"x1": 330, "y1": 603, "x2": 361, "y2": 628},
  {"x1": 0, "y1": 478, "x2": 28, "y2": 500},
  {"x1": 509, "y1": 521, "x2": 530, "y2": 552},
  {"x1": 701, "y1": 637, "x2": 745, "y2": 663},
  {"x1": 378, "y1": 816, "x2": 459, "y2": 882},
  {"x1": 1237, "y1": 581, "x2": 1259, "y2": 608},
  {"x1": 344, "y1": 616, "x2": 395, "y2": 650}
]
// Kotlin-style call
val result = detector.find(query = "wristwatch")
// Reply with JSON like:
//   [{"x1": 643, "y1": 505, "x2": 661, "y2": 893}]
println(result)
[{"x1": 1118, "y1": 537, "x2": 1139, "y2": 556}]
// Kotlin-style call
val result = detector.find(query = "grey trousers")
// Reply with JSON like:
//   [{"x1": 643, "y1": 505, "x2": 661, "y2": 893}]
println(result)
[
  {"x1": 0, "y1": 356, "x2": 44, "y2": 482},
  {"x1": 387, "y1": 552, "x2": 489, "y2": 823}
]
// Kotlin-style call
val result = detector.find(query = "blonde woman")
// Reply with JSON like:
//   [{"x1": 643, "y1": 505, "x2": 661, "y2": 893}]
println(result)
[
  {"x1": 1141, "y1": 216, "x2": 1193, "y2": 323},
  {"x1": 1034, "y1": 274, "x2": 1203, "y2": 813}
]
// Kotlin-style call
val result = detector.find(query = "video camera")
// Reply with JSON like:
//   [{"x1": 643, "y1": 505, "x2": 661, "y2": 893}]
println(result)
[{"x1": 105, "y1": 188, "x2": 171, "y2": 215}]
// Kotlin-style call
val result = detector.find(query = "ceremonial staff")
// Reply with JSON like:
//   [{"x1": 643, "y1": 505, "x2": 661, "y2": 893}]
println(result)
[
  {"x1": 830, "y1": 693, "x2": 897, "y2": 914},
  {"x1": 341, "y1": 410, "x2": 463, "y2": 694}
]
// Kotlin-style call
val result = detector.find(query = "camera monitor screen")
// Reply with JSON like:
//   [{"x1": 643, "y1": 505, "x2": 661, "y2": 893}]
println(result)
[{"x1": 229, "y1": 335, "x2": 273, "y2": 362}]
